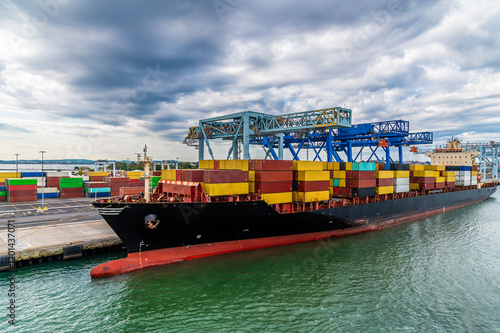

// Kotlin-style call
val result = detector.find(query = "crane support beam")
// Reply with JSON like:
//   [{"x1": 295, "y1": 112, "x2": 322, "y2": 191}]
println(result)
[{"x1": 190, "y1": 107, "x2": 352, "y2": 160}]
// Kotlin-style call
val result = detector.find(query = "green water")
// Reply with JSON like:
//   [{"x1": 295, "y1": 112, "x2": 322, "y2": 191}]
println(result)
[{"x1": 1, "y1": 191, "x2": 499, "y2": 332}]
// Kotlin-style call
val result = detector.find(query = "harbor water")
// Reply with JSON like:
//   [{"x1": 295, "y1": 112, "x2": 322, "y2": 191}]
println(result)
[{"x1": 1, "y1": 191, "x2": 499, "y2": 332}]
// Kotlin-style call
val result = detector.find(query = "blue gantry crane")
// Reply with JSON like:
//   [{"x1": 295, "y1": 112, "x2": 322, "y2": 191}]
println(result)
[
  {"x1": 184, "y1": 107, "x2": 352, "y2": 160},
  {"x1": 250, "y1": 120, "x2": 433, "y2": 163},
  {"x1": 184, "y1": 108, "x2": 433, "y2": 163}
]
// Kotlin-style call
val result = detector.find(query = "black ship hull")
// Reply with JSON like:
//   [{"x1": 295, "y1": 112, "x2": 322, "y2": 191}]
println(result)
[{"x1": 91, "y1": 186, "x2": 496, "y2": 277}]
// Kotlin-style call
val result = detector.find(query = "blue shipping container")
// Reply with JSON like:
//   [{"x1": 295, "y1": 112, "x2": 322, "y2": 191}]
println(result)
[
  {"x1": 86, "y1": 192, "x2": 110, "y2": 198},
  {"x1": 459, "y1": 166, "x2": 471, "y2": 171},
  {"x1": 37, "y1": 193, "x2": 58, "y2": 199},
  {"x1": 22, "y1": 172, "x2": 45, "y2": 177}
]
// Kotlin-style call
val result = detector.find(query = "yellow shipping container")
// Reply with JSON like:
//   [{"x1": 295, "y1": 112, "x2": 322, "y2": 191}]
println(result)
[
  {"x1": 323, "y1": 162, "x2": 336, "y2": 171},
  {"x1": 410, "y1": 164, "x2": 425, "y2": 171},
  {"x1": 329, "y1": 186, "x2": 334, "y2": 196},
  {"x1": 376, "y1": 171, "x2": 394, "y2": 179},
  {"x1": 339, "y1": 179, "x2": 346, "y2": 187},
  {"x1": 292, "y1": 190, "x2": 330, "y2": 202},
  {"x1": 442, "y1": 171, "x2": 455, "y2": 177},
  {"x1": 394, "y1": 171, "x2": 410, "y2": 178},
  {"x1": 424, "y1": 165, "x2": 445, "y2": 171},
  {"x1": 376, "y1": 186, "x2": 394, "y2": 195},
  {"x1": 435, "y1": 177, "x2": 445, "y2": 183},
  {"x1": 295, "y1": 171, "x2": 330, "y2": 181},
  {"x1": 248, "y1": 170, "x2": 255, "y2": 182},
  {"x1": 410, "y1": 183, "x2": 420, "y2": 190},
  {"x1": 249, "y1": 182, "x2": 255, "y2": 193},
  {"x1": 333, "y1": 170, "x2": 346, "y2": 179},
  {"x1": 162, "y1": 169, "x2": 177, "y2": 181},
  {"x1": 261, "y1": 192, "x2": 293, "y2": 204},
  {"x1": 471, "y1": 171, "x2": 478, "y2": 176},
  {"x1": 200, "y1": 160, "x2": 214, "y2": 169},
  {"x1": 413, "y1": 170, "x2": 434, "y2": 177},
  {"x1": 220, "y1": 159, "x2": 249, "y2": 171},
  {"x1": 345, "y1": 162, "x2": 353, "y2": 171},
  {"x1": 89, "y1": 171, "x2": 109, "y2": 176},
  {"x1": 333, "y1": 162, "x2": 340, "y2": 171},
  {"x1": 329, "y1": 179, "x2": 333, "y2": 187},
  {"x1": 293, "y1": 160, "x2": 324, "y2": 171},
  {"x1": 202, "y1": 182, "x2": 249, "y2": 196}
]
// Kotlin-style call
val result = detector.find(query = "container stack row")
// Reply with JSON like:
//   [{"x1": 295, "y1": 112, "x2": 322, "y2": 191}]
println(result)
[
  {"x1": 249, "y1": 160, "x2": 293, "y2": 204},
  {"x1": 292, "y1": 161, "x2": 330, "y2": 202}
]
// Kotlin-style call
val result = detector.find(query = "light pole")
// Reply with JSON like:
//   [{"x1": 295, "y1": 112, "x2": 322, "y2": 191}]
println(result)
[
  {"x1": 39, "y1": 151, "x2": 46, "y2": 208},
  {"x1": 176, "y1": 157, "x2": 179, "y2": 170},
  {"x1": 126, "y1": 158, "x2": 129, "y2": 172},
  {"x1": 14, "y1": 154, "x2": 20, "y2": 177}
]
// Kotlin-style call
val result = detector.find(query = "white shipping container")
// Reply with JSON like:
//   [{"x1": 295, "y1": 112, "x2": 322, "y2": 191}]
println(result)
[
  {"x1": 46, "y1": 171, "x2": 71, "y2": 177},
  {"x1": 456, "y1": 179, "x2": 471, "y2": 186},
  {"x1": 393, "y1": 178, "x2": 410, "y2": 186},
  {"x1": 37, "y1": 187, "x2": 58, "y2": 193},
  {"x1": 470, "y1": 178, "x2": 478, "y2": 185},
  {"x1": 394, "y1": 185, "x2": 410, "y2": 193}
]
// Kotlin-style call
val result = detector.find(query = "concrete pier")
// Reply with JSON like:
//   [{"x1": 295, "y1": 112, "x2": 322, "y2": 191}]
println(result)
[{"x1": 0, "y1": 199, "x2": 122, "y2": 270}]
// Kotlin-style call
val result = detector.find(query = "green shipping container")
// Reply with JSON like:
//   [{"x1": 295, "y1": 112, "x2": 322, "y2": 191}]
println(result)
[
  {"x1": 0, "y1": 191, "x2": 5, "y2": 196},
  {"x1": 59, "y1": 178, "x2": 83, "y2": 188},
  {"x1": 333, "y1": 179, "x2": 340, "y2": 187},
  {"x1": 6, "y1": 178, "x2": 38, "y2": 186}
]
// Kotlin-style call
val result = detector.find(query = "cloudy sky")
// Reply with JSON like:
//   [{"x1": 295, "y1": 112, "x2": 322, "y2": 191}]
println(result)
[{"x1": 0, "y1": 0, "x2": 499, "y2": 161}]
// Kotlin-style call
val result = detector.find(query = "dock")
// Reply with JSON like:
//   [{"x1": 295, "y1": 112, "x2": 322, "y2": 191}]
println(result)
[{"x1": 0, "y1": 199, "x2": 122, "y2": 270}]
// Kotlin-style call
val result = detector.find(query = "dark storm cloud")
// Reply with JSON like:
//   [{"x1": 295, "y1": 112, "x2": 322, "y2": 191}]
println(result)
[{"x1": 1, "y1": 0, "x2": 499, "y2": 156}]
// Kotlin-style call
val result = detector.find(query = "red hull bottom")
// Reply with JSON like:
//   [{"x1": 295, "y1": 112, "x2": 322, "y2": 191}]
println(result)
[{"x1": 90, "y1": 197, "x2": 485, "y2": 278}]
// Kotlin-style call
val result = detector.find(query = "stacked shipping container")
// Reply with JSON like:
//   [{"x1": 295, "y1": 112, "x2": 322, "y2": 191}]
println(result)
[
  {"x1": 346, "y1": 162, "x2": 377, "y2": 197},
  {"x1": 249, "y1": 160, "x2": 293, "y2": 204},
  {"x1": 60, "y1": 178, "x2": 84, "y2": 198},
  {"x1": 292, "y1": 161, "x2": 329, "y2": 202},
  {"x1": 6, "y1": 179, "x2": 37, "y2": 202}
]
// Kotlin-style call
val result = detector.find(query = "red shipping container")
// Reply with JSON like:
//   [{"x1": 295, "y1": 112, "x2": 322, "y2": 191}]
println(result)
[
  {"x1": 376, "y1": 179, "x2": 394, "y2": 187},
  {"x1": 296, "y1": 181, "x2": 329, "y2": 192},
  {"x1": 203, "y1": 170, "x2": 248, "y2": 183},
  {"x1": 106, "y1": 177, "x2": 130, "y2": 183},
  {"x1": 152, "y1": 171, "x2": 162, "y2": 176},
  {"x1": 128, "y1": 182, "x2": 145, "y2": 187},
  {"x1": 415, "y1": 177, "x2": 434, "y2": 184},
  {"x1": 8, "y1": 196, "x2": 37, "y2": 202},
  {"x1": 471, "y1": 165, "x2": 478, "y2": 171},
  {"x1": 253, "y1": 181, "x2": 292, "y2": 194},
  {"x1": 446, "y1": 182, "x2": 455, "y2": 188},
  {"x1": 255, "y1": 171, "x2": 292, "y2": 182},
  {"x1": 340, "y1": 187, "x2": 352, "y2": 196},
  {"x1": 120, "y1": 187, "x2": 143, "y2": 196},
  {"x1": 0, "y1": 196, "x2": 5, "y2": 201},
  {"x1": 85, "y1": 182, "x2": 110, "y2": 188},
  {"x1": 435, "y1": 182, "x2": 445, "y2": 189},
  {"x1": 8, "y1": 190, "x2": 37, "y2": 197},
  {"x1": 347, "y1": 179, "x2": 376, "y2": 188},
  {"x1": 213, "y1": 160, "x2": 220, "y2": 170},
  {"x1": 7, "y1": 184, "x2": 37, "y2": 191},
  {"x1": 346, "y1": 171, "x2": 376, "y2": 179},
  {"x1": 89, "y1": 176, "x2": 105, "y2": 182},
  {"x1": 130, "y1": 179, "x2": 142, "y2": 183},
  {"x1": 249, "y1": 160, "x2": 293, "y2": 171},
  {"x1": 179, "y1": 170, "x2": 204, "y2": 182},
  {"x1": 60, "y1": 188, "x2": 84, "y2": 194},
  {"x1": 330, "y1": 187, "x2": 340, "y2": 195},
  {"x1": 419, "y1": 183, "x2": 435, "y2": 190},
  {"x1": 60, "y1": 192, "x2": 83, "y2": 198}
]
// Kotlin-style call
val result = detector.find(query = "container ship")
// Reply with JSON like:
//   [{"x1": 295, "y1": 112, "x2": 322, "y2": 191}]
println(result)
[{"x1": 90, "y1": 144, "x2": 497, "y2": 277}]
